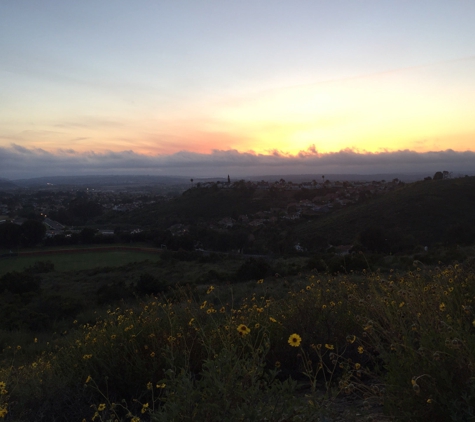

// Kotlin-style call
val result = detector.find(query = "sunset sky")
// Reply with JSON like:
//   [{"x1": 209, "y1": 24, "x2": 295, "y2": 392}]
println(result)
[{"x1": 1, "y1": 0, "x2": 475, "y2": 178}]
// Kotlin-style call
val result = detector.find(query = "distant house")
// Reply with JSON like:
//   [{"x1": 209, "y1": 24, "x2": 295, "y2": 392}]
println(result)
[
  {"x1": 168, "y1": 224, "x2": 188, "y2": 236},
  {"x1": 218, "y1": 217, "x2": 236, "y2": 228},
  {"x1": 99, "y1": 230, "x2": 115, "y2": 236},
  {"x1": 238, "y1": 214, "x2": 249, "y2": 223},
  {"x1": 43, "y1": 218, "x2": 65, "y2": 231}
]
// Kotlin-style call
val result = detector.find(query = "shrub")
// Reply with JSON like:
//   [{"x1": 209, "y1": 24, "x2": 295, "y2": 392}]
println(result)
[{"x1": 135, "y1": 273, "x2": 168, "y2": 296}]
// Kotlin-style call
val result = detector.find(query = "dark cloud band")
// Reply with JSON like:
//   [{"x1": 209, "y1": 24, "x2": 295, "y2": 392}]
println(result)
[{"x1": 1, "y1": 144, "x2": 474, "y2": 179}]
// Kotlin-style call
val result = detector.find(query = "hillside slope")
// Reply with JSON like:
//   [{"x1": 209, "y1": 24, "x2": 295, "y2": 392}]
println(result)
[{"x1": 295, "y1": 177, "x2": 475, "y2": 248}]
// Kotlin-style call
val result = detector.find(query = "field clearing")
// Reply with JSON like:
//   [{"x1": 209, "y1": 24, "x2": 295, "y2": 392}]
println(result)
[{"x1": 0, "y1": 249, "x2": 161, "y2": 275}]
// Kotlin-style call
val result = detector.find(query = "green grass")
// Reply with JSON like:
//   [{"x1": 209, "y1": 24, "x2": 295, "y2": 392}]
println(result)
[{"x1": 0, "y1": 250, "x2": 161, "y2": 275}]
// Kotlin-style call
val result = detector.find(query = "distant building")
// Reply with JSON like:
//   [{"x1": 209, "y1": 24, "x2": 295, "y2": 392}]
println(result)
[{"x1": 43, "y1": 218, "x2": 65, "y2": 231}]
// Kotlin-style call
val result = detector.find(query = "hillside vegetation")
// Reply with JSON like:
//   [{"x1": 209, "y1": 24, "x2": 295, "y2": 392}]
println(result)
[
  {"x1": 1, "y1": 177, "x2": 475, "y2": 421},
  {"x1": 106, "y1": 177, "x2": 475, "y2": 254},
  {"x1": 296, "y1": 177, "x2": 475, "y2": 249}
]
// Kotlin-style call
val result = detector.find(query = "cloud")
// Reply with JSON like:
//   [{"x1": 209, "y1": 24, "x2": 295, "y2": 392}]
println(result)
[{"x1": 0, "y1": 144, "x2": 474, "y2": 180}]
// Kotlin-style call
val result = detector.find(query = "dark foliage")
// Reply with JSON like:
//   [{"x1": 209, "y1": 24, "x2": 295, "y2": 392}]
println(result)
[
  {"x1": 135, "y1": 273, "x2": 168, "y2": 296},
  {"x1": 236, "y1": 257, "x2": 272, "y2": 281}
]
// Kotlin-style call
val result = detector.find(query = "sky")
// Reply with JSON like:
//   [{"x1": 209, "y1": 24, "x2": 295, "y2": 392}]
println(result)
[{"x1": 1, "y1": 0, "x2": 475, "y2": 179}]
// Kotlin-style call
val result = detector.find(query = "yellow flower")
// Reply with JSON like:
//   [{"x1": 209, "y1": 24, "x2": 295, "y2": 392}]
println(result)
[
  {"x1": 141, "y1": 403, "x2": 149, "y2": 414},
  {"x1": 85, "y1": 375, "x2": 92, "y2": 384},
  {"x1": 0, "y1": 406, "x2": 8, "y2": 417},
  {"x1": 288, "y1": 333, "x2": 302, "y2": 347},
  {"x1": 325, "y1": 344, "x2": 334, "y2": 350},
  {"x1": 131, "y1": 417, "x2": 140, "y2": 422},
  {"x1": 206, "y1": 285, "x2": 214, "y2": 294},
  {"x1": 257, "y1": 279, "x2": 264, "y2": 284},
  {"x1": 98, "y1": 403, "x2": 106, "y2": 412},
  {"x1": 269, "y1": 317, "x2": 277, "y2": 323},
  {"x1": 439, "y1": 303, "x2": 446, "y2": 312},
  {"x1": 156, "y1": 383, "x2": 166, "y2": 388},
  {"x1": 346, "y1": 335, "x2": 356, "y2": 344},
  {"x1": 150, "y1": 352, "x2": 156, "y2": 358},
  {"x1": 358, "y1": 346, "x2": 364, "y2": 354},
  {"x1": 275, "y1": 361, "x2": 281, "y2": 368},
  {"x1": 147, "y1": 382, "x2": 153, "y2": 390},
  {"x1": 355, "y1": 363, "x2": 361, "y2": 370},
  {"x1": 237, "y1": 324, "x2": 251, "y2": 336}
]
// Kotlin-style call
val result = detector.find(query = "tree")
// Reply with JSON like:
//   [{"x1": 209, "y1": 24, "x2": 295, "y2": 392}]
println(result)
[
  {"x1": 21, "y1": 219, "x2": 46, "y2": 247},
  {"x1": 433, "y1": 171, "x2": 443, "y2": 180},
  {"x1": 80, "y1": 227, "x2": 97, "y2": 244},
  {"x1": 0, "y1": 222, "x2": 21, "y2": 249}
]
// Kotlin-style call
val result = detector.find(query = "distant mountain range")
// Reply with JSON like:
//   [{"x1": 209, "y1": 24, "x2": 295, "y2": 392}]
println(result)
[
  {"x1": 2, "y1": 171, "x2": 474, "y2": 189},
  {"x1": 0, "y1": 178, "x2": 18, "y2": 189},
  {"x1": 10, "y1": 175, "x2": 192, "y2": 188},
  {"x1": 0, "y1": 173, "x2": 463, "y2": 187}
]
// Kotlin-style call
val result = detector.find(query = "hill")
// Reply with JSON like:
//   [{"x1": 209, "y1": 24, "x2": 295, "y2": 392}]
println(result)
[
  {"x1": 295, "y1": 176, "x2": 475, "y2": 250},
  {"x1": 102, "y1": 176, "x2": 475, "y2": 253},
  {"x1": 108, "y1": 182, "x2": 287, "y2": 228},
  {"x1": 0, "y1": 177, "x2": 18, "y2": 190}
]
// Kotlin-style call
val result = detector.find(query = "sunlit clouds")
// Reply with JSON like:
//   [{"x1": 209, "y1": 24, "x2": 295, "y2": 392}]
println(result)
[{"x1": 1, "y1": 1, "x2": 475, "y2": 178}]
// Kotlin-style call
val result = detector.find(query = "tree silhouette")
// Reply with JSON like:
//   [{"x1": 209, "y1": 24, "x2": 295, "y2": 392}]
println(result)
[
  {"x1": 0, "y1": 222, "x2": 21, "y2": 249},
  {"x1": 21, "y1": 219, "x2": 46, "y2": 247}
]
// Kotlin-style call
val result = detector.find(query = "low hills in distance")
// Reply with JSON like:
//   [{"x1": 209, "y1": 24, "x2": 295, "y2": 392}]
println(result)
[
  {"x1": 105, "y1": 175, "x2": 475, "y2": 253},
  {"x1": 2, "y1": 173, "x2": 474, "y2": 255},
  {"x1": 3, "y1": 170, "x2": 474, "y2": 190}
]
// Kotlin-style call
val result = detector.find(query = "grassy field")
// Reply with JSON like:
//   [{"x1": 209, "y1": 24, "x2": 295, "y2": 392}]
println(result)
[{"x1": 0, "y1": 249, "x2": 161, "y2": 275}]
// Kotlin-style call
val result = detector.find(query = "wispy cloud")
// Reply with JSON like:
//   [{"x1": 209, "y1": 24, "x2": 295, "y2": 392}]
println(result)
[{"x1": 1, "y1": 144, "x2": 474, "y2": 180}]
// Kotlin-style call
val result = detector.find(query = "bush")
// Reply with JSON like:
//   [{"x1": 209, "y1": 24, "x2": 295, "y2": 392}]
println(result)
[
  {"x1": 135, "y1": 273, "x2": 168, "y2": 296},
  {"x1": 97, "y1": 281, "x2": 134, "y2": 305},
  {"x1": 25, "y1": 261, "x2": 55, "y2": 274},
  {"x1": 236, "y1": 257, "x2": 272, "y2": 281},
  {"x1": 0, "y1": 271, "x2": 41, "y2": 296}
]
